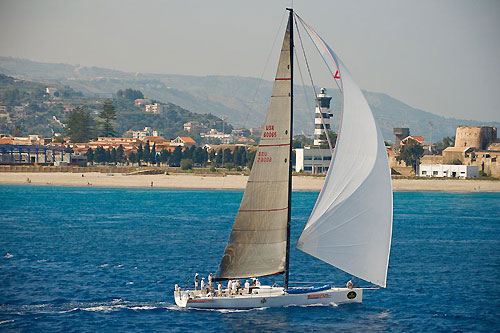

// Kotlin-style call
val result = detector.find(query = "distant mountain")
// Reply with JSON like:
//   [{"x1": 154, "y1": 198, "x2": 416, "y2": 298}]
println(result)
[{"x1": 1, "y1": 56, "x2": 498, "y2": 142}]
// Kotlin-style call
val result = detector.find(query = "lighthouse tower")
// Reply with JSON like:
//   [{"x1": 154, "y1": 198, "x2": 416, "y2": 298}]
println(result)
[{"x1": 313, "y1": 88, "x2": 333, "y2": 146}]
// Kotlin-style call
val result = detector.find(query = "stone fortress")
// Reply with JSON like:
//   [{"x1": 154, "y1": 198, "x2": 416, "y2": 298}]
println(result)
[
  {"x1": 423, "y1": 125, "x2": 500, "y2": 178},
  {"x1": 454, "y1": 126, "x2": 497, "y2": 150}
]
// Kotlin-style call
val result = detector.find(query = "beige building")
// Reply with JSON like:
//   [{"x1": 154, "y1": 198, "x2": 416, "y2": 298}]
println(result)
[{"x1": 454, "y1": 126, "x2": 497, "y2": 150}]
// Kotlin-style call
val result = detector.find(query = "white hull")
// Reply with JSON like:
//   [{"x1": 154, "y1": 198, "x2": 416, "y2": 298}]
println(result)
[{"x1": 174, "y1": 286, "x2": 362, "y2": 309}]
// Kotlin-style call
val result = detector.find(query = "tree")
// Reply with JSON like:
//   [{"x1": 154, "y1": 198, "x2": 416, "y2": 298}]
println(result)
[
  {"x1": 95, "y1": 146, "x2": 106, "y2": 163},
  {"x1": 318, "y1": 130, "x2": 337, "y2": 149},
  {"x1": 150, "y1": 143, "x2": 157, "y2": 165},
  {"x1": 86, "y1": 148, "x2": 94, "y2": 164},
  {"x1": 129, "y1": 152, "x2": 137, "y2": 165},
  {"x1": 144, "y1": 141, "x2": 151, "y2": 164},
  {"x1": 66, "y1": 106, "x2": 93, "y2": 143},
  {"x1": 180, "y1": 158, "x2": 193, "y2": 170},
  {"x1": 105, "y1": 148, "x2": 111, "y2": 163},
  {"x1": 397, "y1": 139, "x2": 424, "y2": 172},
  {"x1": 99, "y1": 99, "x2": 116, "y2": 137},
  {"x1": 223, "y1": 148, "x2": 233, "y2": 164},
  {"x1": 117, "y1": 145, "x2": 125, "y2": 163},
  {"x1": 192, "y1": 147, "x2": 208, "y2": 166},
  {"x1": 209, "y1": 149, "x2": 216, "y2": 163},
  {"x1": 247, "y1": 150, "x2": 257, "y2": 170},
  {"x1": 111, "y1": 148, "x2": 117, "y2": 164},
  {"x1": 435, "y1": 136, "x2": 455, "y2": 154},
  {"x1": 117, "y1": 88, "x2": 144, "y2": 101},
  {"x1": 137, "y1": 144, "x2": 143, "y2": 165},
  {"x1": 159, "y1": 149, "x2": 170, "y2": 164},
  {"x1": 170, "y1": 146, "x2": 182, "y2": 166}
]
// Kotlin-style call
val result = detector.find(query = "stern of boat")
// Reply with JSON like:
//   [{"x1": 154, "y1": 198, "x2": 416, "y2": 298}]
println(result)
[{"x1": 174, "y1": 290, "x2": 189, "y2": 308}]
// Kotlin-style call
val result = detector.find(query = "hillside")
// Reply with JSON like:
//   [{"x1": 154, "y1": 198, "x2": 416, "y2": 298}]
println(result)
[
  {"x1": 1, "y1": 56, "x2": 499, "y2": 142},
  {"x1": 0, "y1": 73, "x2": 224, "y2": 139}
]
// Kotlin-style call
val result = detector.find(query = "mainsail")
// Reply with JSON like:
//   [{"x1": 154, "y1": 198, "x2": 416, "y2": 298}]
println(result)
[
  {"x1": 296, "y1": 19, "x2": 393, "y2": 288},
  {"x1": 215, "y1": 19, "x2": 292, "y2": 280}
]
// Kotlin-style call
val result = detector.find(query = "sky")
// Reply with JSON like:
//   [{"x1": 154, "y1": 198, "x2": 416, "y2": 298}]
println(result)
[{"x1": 0, "y1": 0, "x2": 499, "y2": 122}]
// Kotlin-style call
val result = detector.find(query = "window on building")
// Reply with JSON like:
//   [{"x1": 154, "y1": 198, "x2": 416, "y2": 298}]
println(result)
[
  {"x1": 304, "y1": 166, "x2": 312, "y2": 171},
  {"x1": 305, "y1": 156, "x2": 312, "y2": 160},
  {"x1": 323, "y1": 156, "x2": 331, "y2": 160},
  {"x1": 433, "y1": 171, "x2": 438, "y2": 176},
  {"x1": 422, "y1": 171, "x2": 427, "y2": 175}
]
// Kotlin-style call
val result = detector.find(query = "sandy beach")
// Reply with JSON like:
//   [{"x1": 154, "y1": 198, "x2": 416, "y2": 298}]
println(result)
[{"x1": 0, "y1": 172, "x2": 499, "y2": 192}]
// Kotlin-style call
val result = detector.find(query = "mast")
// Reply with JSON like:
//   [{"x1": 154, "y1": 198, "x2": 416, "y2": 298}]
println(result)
[{"x1": 284, "y1": 7, "x2": 294, "y2": 289}]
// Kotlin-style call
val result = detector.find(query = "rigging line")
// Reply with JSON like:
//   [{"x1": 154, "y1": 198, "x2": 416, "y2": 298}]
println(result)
[
  {"x1": 294, "y1": 15, "x2": 333, "y2": 153},
  {"x1": 295, "y1": 14, "x2": 341, "y2": 92},
  {"x1": 242, "y1": 11, "x2": 287, "y2": 130},
  {"x1": 293, "y1": 39, "x2": 315, "y2": 134}
]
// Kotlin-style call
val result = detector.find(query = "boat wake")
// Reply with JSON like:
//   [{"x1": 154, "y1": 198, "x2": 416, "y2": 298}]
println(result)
[{"x1": 0, "y1": 300, "x2": 178, "y2": 315}]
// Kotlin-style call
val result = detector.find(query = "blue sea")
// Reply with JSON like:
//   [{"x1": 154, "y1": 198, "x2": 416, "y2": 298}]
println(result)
[{"x1": 0, "y1": 185, "x2": 499, "y2": 332}]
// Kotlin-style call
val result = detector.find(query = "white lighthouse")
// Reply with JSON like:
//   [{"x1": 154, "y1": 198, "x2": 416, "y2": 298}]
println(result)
[{"x1": 313, "y1": 88, "x2": 333, "y2": 146}]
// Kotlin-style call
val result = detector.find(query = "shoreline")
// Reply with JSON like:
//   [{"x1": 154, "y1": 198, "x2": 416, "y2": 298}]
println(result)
[{"x1": 0, "y1": 172, "x2": 499, "y2": 192}]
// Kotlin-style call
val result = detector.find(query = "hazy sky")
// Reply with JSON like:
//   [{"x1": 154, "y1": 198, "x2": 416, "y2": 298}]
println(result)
[{"x1": 1, "y1": 0, "x2": 499, "y2": 122}]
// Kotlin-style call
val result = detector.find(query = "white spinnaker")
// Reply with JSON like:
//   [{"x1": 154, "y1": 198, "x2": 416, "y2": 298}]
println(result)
[{"x1": 296, "y1": 18, "x2": 393, "y2": 288}]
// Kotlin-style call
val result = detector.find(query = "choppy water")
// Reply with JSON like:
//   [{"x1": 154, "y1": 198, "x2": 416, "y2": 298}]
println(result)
[{"x1": 0, "y1": 185, "x2": 499, "y2": 332}]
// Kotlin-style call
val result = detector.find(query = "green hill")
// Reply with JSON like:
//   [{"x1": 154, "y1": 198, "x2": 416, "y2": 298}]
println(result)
[{"x1": 1, "y1": 56, "x2": 499, "y2": 142}]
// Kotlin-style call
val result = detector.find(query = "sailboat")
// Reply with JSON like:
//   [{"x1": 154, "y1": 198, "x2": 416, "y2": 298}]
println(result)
[{"x1": 174, "y1": 8, "x2": 393, "y2": 309}]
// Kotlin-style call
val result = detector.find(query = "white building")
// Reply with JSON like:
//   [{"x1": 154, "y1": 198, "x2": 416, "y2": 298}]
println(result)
[
  {"x1": 313, "y1": 88, "x2": 333, "y2": 146},
  {"x1": 200, "y1": 129, "x2": 234, "y2": 144},
  {"x1": 145, "y1": 103, "x2": 167, "y2": 114},
  {"x1": 418, "y1": 164, "x2": 478, "y2": 178},
  {"x1": 129, "y1": 127, "x2": 159, "y2": 140},
  {"x1": 295, "y1": 147, "x2": 332, "y2": 174}
]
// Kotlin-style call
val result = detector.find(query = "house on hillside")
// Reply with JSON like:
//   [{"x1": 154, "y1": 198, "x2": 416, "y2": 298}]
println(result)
[
  {"x1": 170, "y1": 136, "x2": 196, "y2": 147},
  {"x1": 134, "y1": 98, "x2": 152, "y2": 107}
]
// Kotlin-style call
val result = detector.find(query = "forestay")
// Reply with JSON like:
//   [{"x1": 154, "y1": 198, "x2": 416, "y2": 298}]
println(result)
[
  {"x1": 296, "y1": 18, "x2": 393, "y2": 288},
  {"x1": 215, "y1": 20, "x2": 292, "y2": 280}
]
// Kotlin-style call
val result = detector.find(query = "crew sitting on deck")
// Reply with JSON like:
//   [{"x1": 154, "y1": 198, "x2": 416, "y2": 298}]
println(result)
[
  {"x1": 255, "y1": 278, "x2": 261, "y2": 287},
  {"x1": 346, "y1": 279, "x2": 353, "y2": 289},
  {"x1": 227, "y1": 280, "x2": 232, "y2": 295},
  {"x1": 217, "y1": 282, "x2": 222, "y2": 296}
]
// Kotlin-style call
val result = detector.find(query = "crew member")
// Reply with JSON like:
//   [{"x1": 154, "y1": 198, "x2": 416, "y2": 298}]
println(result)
[
  {"x1": 244, "y1": 280, "x2": 250, "y2": 293},
  {"x1": 194, "y1": 273, "x2": 199, "y2": 291},
  {"x1": 208, "y1": 273, "x2": 213, "y2": 288},
  {"x1": 217, "y1": 283, "x2": 222, "y2": 296}
]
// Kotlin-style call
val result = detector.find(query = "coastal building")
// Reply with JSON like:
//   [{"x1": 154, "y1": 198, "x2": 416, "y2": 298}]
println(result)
[
  {"x1": 127, "y1": 127, "x2": 159, "y2": 140},
  {"x1": 295, "y1": 147, "x2": 332, "y2": 173},
  {"x1": 418, "y1": 164, "x2": 478, "y2": 178},
  {"x1": 294, "y1": 88, "x2": 334, "y2": 174},
  {"x1": 313, "y1": 88, "x2": 333, "y2": 146},
  {"x1": 170, "y1": 136, "x2": 196, "y2": 147},
  {"x1": 45, "y1": 87, "x2": 59, "y2": 98},
  {"x1": 134, "y1": 98, "x2": 152, "y2": 107},
  {"x1": 145, "y1": 103, "x2": 167, "y2": 114},
  {"x1": 249, "y1": 127, "x2": 263, "y2": 137},
  {"x1": 183, "y1": 121, "x2": 207, "y2": 133},
  {"x1": 393, "y1": 127, "x2": 410, "y2": 147},
  {"x1": 200, "y1": 129, "x2": 233, "y2": 144},
  {"x1": 454, "y1": 126, "x2": 497, "y2": 150},
  {"x1": 142, "y1": 136, "x2": 167, "y2": 144}
]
